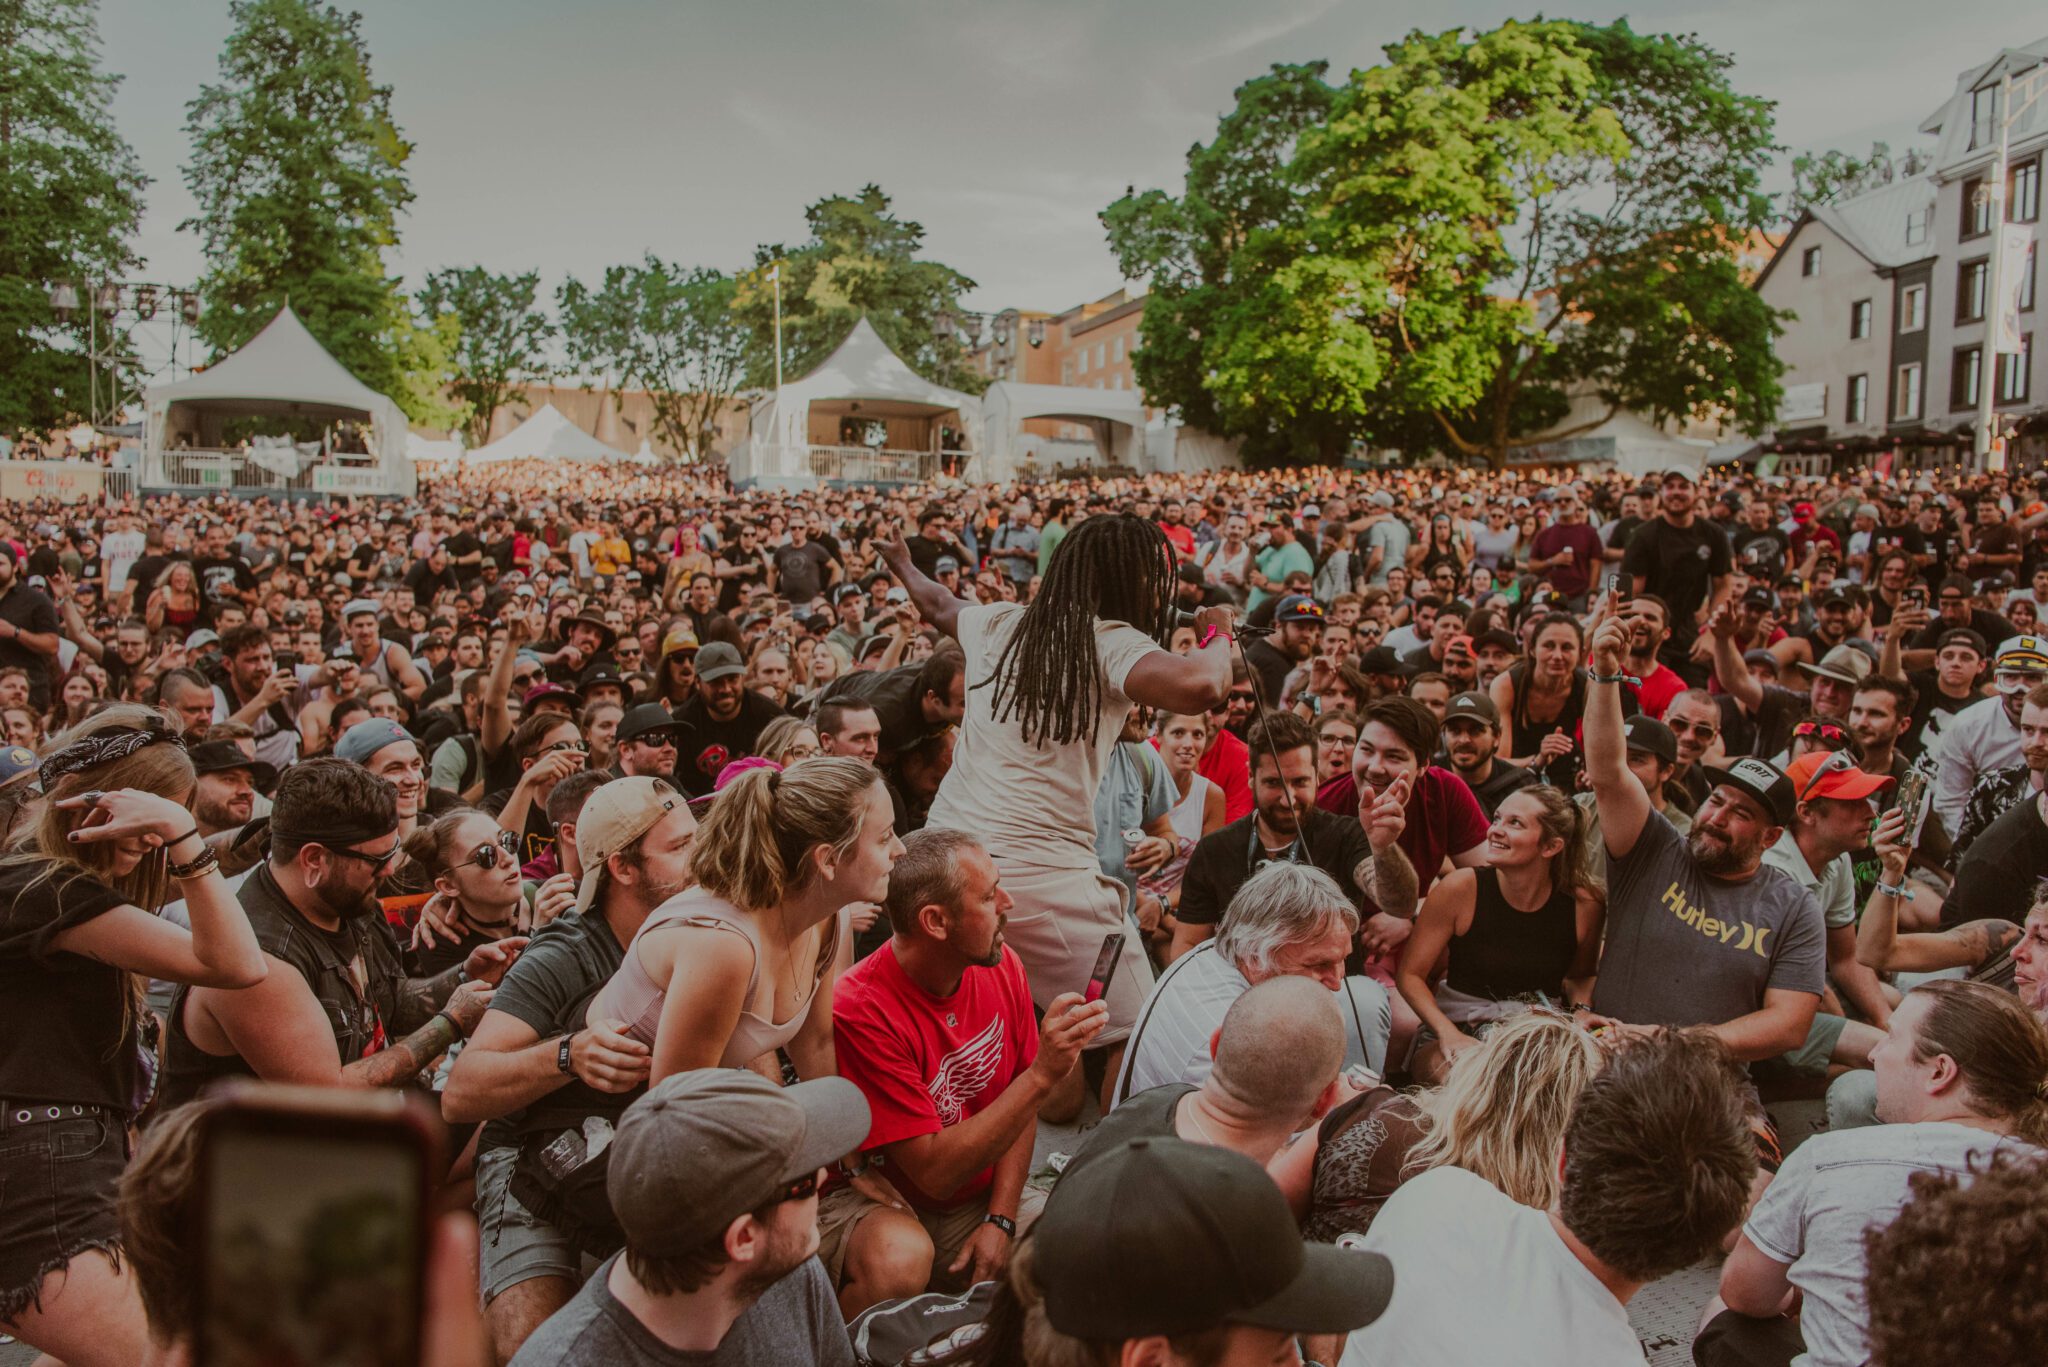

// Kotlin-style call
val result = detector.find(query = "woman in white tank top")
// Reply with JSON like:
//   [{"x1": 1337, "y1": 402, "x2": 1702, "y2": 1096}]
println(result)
[{"x1": 586, "y1": 757, "x2": 902, "y2": 1082}]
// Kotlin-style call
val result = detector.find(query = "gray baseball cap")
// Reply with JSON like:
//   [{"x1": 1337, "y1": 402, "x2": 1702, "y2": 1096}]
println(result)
[
  {"x1": 607, "y1": 1071, "x2": 871, "y2": 1256},
  {"x1": 693, "y1": 640, "x2": 746, "y2": 682}
]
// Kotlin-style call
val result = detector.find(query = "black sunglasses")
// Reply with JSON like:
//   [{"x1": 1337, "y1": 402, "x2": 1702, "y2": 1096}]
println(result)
[
  {"x1": 322, "y1": 836, "x2": 404, "y2": 872},
  {"x1": 774, "y1": 1169, "x2": 823, "y2": 1205},
  {"x1": 455, "y1": 829, "x2": 521, "y2": 872}
]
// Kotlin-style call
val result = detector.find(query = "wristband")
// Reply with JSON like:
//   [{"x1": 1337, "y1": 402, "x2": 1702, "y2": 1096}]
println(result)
[
  {"x1": 557, "y1": 1032, "x2": 577, "y2": 1075},
  {"x1": 1197, "y1": 624, "x2": 1233, "y2": 650},
  {"x1": 982, "y1": 1212, "x2": 1017, "y2": 1237},
  {"x1": 1875, "y1": 881, "x2": 1913, "y2": 901},
  {"x1": 433, "y1": 1009, "x2": 466, "y2": 1042},
  {"x1": 1586, "y1": 670, "x2": 1639, "y2": 686}
]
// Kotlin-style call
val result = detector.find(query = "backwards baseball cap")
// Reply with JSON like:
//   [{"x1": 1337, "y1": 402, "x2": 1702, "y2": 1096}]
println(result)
[
  {"x1": 1621, "y1": 716, "x2": 1678, "y2": 766},
  {"x1": 694, "y1": 640, "x2": 746, "y2": 682},
  {"x1": 1786, "y1": 750, "x2": 1896, "y2": 805},
  {"x1": 572, "y1": 776, "x2": 685, "y2": 916},
  {"x1": 1700, "y1": 755, "x2": 1797, "y2": 827},
  {"x1": 1935, "y1": 627, "x2": 1988, "y2": 657},
  {"x1": 1274, "y1": 594, "x2": 1325, "y2": 625},
  {"x1": 1034, "y1": 1137, "x2": 1392, "y2": 1340},
  {"x1": 1994, "y1": 634, "x2": 2048, "y2": 672},
  {"x1": 608, "y1": 1070, "x2": 871, "y2": 1257},
  {"x1": 1443, "y1": 691, "x2": 1499, "y2": 727},
  {"x1": 334, "y1": 718, "x2": 415, "y2": 766}
]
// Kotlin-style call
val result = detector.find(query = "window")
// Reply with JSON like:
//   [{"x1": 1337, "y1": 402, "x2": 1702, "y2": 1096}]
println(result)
[
  {"x1": 2014, "y1": 159, "x2": 2042, "y2": 223},
  {"x1": 1801, "y1": 245, "x2": 1822, "y2": 276},
  {"x1": 1850, "y1": 299, "x2": 1873, "y2": 339},
  {"x1": 1112, "y1": 374, "x2": 1124, "y2": 390},
  {"x1": 1963, "y1": 177, "x2": 1991, "y2": 239},
  {"x1": 1061, "y1": 359, "x2": 1074, "y2": 385},
  {"x1": 1971, "y1": 84, "x2": 2000, "y2": 151},
  {"x1": 1095, "y1": 343, "x2": 1106, "y2": 369},
  {"x1": 1112, "y1": 336, "x2": 1125, "y2": 362},
  {"x1": 1076, "y1": 347, "x2": 1088, "y2": 375},
  {"x1": 1952, "y1": 345, "x2": 1983, "y2": 410},
  {"x1": 1846, "y1": 373, "x2": 1870, "y2": 423},
  {"x1": 1959, "y1": 258, "x2": 1989, "y2": 322},
  {"x1": 2021, "y1": 243, "x2": 2038, "y2": 313},
  {"x1": 1999, "y1": 335, "x2": 2033, "y2": 403},
  {"x1": 1895, "y1": 362, "x2": 1923, "y2": 420},
  {"x1": 1906, "y1": 207, "x2": 1932, "y2": 246},
  {"x1": 1899, "y1": 283, "x2": 1927, "y2": 332}
]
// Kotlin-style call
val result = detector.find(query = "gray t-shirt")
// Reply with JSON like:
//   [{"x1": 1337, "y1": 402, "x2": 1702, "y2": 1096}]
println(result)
[
  {"x1": 1591, "y1": 808, "x2": 1825, "y2": 1028},
  {"x1": 1744, "y1": 1122, "x2": 2039, "y2": 1367},
  {"x1": 1363, "y1": 519, "x2": 1412, "y2": 585},
  {"x1": 509, "y1": 1254, "x2": 854, "y2": 1367}
]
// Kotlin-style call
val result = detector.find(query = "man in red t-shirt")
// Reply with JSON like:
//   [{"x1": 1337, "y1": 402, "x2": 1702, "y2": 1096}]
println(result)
[
  {"x1": 1197, "y1": 702, "x2": 1255, "y2": 822},
  {"x1": 819, "y1": 828, "x2": 1106, "y2": 1317}
]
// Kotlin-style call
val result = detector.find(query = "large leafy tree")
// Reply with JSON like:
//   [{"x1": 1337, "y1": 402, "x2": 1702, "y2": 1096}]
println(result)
[
  {"x1": 733, "y1": 185, "x2": 984, "y2": 393},
  {"x1": 0, "y1": 0, "x2": 146, "y2": 433},
  {"x1": 557, "y1": 256, "x2": 750, "y2": 462},
  {"x1": 1109, "y1": 22, "x2": 1786, "y2": 468},
  {"x1": 418, "y1": 267, "x2": 553, "y2": 447},
  {"x1": 1783, "y1": 142, "x2": 1897, "y2": 222},
  {"x1": 182, "y1": 0, "x2": 450, "y2": 421}
]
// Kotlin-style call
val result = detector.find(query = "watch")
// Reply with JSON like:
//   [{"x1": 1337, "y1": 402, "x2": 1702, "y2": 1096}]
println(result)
[
  {"x1": 982, "y1": 1212, "x2": 1017, "y2": 1237},
  {"x1": 556, "y1": 1032, "x2": 578, "y2": 1075}
]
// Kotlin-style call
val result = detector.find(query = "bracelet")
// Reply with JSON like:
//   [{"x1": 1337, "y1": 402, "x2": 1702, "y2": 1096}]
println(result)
[
  {"x1": 433, "y1": 1009, "x2": 466, "y2": 1043},
  {"x1": 167, "y1": 843, "x2": 219, "y2": 879},
  {"x1": 165, "y1": 826, "x2": 203, "y2": 854},
  {"x1": 1197, "y1": 624, "x2": 1234, "y2": 650},
  {"x1": 1586, "y1": 670, "x2": 1640, "y2": 686},
  {"x1": 1876, "y1": 881, "x2": 1914, "y2": 901}
]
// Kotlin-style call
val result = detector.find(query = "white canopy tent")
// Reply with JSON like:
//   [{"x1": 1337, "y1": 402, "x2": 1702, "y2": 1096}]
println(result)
[
  {"x1": 979, "y1": 381, "x2": 1147, "y2": 480},
  {"x1": 469, "y1": 403, "x2": 633, "y2": 464},
  {"x1": 143, "y1": 306, "x2": 412, "y2": 496},
  {"x1": 737, "y1": 318, "x2": 978, "y2": 486}
]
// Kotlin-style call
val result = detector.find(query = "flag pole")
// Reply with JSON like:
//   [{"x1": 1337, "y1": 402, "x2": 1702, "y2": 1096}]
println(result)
[{"x1": 771, "y1": 263, "x2": 786, "y2": 475}]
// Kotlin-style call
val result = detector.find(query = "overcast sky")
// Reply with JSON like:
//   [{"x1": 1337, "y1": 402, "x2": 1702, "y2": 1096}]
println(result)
[{"x1": 98, "y1": 1, "x2": 2046, "y2": 316}]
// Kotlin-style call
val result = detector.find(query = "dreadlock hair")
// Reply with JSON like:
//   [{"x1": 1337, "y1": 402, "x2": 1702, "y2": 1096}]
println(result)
[{"x1": 982, "y1": 514, "x2": 1176, "y2": 748}]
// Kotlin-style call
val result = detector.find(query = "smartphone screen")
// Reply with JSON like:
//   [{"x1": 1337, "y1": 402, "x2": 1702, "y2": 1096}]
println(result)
[
  {"x1": 200, "y1": 1126, "x2": 426, "y2": 1367},
  {"x1": 1084, "y1": 932, "x2": 1125, "y2": 1005}
]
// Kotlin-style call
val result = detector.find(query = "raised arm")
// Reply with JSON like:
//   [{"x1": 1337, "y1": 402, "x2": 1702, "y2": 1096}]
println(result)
[
  {"x1": 1706, "y1": 601, "x2": 1764, "y2": 713},
  {"x1": 1584, "y1": 611, "x2": 1652, "y2": 858},
  {"x1": 878, "y1": 527, "x2": 970, "y2": 639},
  {"x1": 1124, "y1": 611, "x2": 1234, "y2": 716}
]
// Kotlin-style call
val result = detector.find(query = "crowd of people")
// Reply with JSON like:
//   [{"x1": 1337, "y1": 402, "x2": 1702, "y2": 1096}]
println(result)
[{"x1": 2, "y1": 452, "x2": 2047, "y2": 1367}]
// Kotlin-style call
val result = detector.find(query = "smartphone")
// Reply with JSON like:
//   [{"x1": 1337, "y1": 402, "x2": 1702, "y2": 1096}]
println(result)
[
  {"x1": 1901, "y1": 587, "x2": 1927, "y2": 608},
  {"x1": 1084, "y1": 932, "x2": 1125, "y2": 1005},
  {"x1": 195, "y1": 1084, "x2": 440, "y2": 1367}
]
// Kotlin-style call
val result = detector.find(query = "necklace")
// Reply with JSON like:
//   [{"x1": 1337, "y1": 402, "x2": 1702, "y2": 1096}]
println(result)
[{"x1": 1180, "y1": 1098, "x2": 1218, "y2": 1146}]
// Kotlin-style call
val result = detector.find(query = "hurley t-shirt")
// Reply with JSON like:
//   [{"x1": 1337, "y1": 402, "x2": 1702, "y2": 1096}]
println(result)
[
  {"x1": 508, "y1": 1255, "x2": 853, "y2": 1367},
  {"x1": 832, "y1": 941, "x2": 1039, "y2": 1212},
  {"x1": 1591, "y1": 804, "x2": 1825, "y2": 1029},
  {"x1": 926, "y1": 603, "x2": 1163, "y2": 872}
]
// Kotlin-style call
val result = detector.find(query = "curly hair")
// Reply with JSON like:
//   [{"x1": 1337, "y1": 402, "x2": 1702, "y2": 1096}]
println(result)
[{"x1": 1864, "y1": 1154, "x2": 2048, "y2": 1366}]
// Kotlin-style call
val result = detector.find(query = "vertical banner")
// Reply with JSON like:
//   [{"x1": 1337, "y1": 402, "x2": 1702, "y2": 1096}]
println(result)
[{"x1": 1996, "y1": 224, "x2": 2035, "y2": 354}]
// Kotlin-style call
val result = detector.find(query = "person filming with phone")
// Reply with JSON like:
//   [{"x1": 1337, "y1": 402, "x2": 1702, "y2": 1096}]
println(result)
[{"x1": 817, "y1": 828, "x2": 1107, "y2": 1318}]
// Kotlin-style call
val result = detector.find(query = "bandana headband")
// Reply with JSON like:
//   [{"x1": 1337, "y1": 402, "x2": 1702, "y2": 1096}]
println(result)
[{"x1": 38, "y1": 722, "x2": 187, "y2": 792}]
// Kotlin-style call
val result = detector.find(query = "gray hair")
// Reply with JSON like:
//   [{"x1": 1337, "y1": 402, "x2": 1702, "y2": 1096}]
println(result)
[{"x1": 1215, "y1": 861, "x2": 1360, "y2": 977}]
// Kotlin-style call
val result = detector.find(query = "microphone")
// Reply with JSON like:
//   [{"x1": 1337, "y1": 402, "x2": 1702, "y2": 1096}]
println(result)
[{"x1": 1175, "y1": 608, "x2": 1272, "y2": 637}]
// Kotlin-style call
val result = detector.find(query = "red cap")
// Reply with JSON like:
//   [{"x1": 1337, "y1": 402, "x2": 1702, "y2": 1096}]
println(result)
[
  {"x1": 1792, "y1": 501, "x2": 1816, "y2": 522},
  {"x1": 1786, "y1": 750, "x2": 1894, "y2": 804}
]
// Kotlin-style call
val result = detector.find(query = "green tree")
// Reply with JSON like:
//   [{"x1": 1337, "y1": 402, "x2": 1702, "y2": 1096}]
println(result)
[
  {"x1": 181, "y1": 0, "x2": 442, "y2": 419},
  {"x1": 418, "y1": 267, "x2": 554, "y2": 447},
  {"x1": 1784, "y1": 142, "x2": 1895, "y2": 221},
  {"x1": 0, "y1": 0, "x2": 146, "y2": 433},
  {"x1": 733, "y1": 185, "x2": 984, "y2": 393},
  {"x1": 557, "y1": 256, "x2": 750, "y2": 462}
]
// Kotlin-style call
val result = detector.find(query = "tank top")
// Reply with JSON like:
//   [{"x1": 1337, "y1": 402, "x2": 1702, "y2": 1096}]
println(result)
[
  {"x1": 589, "y1": 886, "x2": 852, "y2": 1068},
  {"x1": 1444, "y1": 866, "x2": 1578, "y2": 1003},
  {"x1": 1166, "y1": 771, "x2": 1215, "y2": 845}
]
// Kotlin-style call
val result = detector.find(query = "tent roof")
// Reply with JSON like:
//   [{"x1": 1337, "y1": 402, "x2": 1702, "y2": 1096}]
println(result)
[
  {"x1": 147, "y1": 306, "x2": 394, "y2": 415},
  {"x1": 983, "y1": 380, "x2": 1146, "y2": 425},
  {"x1": 771, "y1": 318, "x2": 976, "y2": 411},
  {"x1": 470, "y1": 403, "x2": 631, "y2": 463}
]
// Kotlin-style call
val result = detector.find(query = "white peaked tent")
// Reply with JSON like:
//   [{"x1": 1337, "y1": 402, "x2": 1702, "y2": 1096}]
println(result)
[
  {"x1": 143, "y1": 305, "x2": 412, "y2": 494},
  {"x1": 470, "y1": 403, "x2": 632, "y2": 464}
]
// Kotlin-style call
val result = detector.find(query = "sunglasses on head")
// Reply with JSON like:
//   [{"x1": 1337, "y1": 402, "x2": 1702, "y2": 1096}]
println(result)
[
  {"x1": 455, "y1": 829, "x2": 521, "y2": 872},
  {"x1": 1793, "y1": 721, "x2": 1849, "y2": 749}
]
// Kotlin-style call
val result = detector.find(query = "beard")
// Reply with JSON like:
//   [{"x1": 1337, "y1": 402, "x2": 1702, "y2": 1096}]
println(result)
[
  {"x1": 732, "y1": 1210, "x2": 818, "y2": 1303},
  {"x1": 313, "y1": 872, "x2": 382, "y2": 922},
  {"x1": 1687, "y1": 825, "x2": 1761, "y2": 877},
  {"x1": 195, "y1": 793, "x2": 250, "y2": 831}
]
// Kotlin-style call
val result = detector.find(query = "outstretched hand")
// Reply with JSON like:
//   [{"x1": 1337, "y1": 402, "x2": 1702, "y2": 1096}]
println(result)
[{"x1": 1588, "y1": 614, "x2": 1629, "y2": 677}]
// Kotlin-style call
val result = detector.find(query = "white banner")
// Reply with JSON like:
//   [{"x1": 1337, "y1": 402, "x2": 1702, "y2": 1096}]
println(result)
[
  {"x1": 1996, "y1": 224, "x2": 2035, "y2": 354},
  {"x1": 1779, "y1": 381, "x2": 1828, "y2": 423}
]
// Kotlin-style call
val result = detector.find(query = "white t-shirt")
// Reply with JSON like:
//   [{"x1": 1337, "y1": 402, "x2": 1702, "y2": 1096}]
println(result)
[
  {"x1": 1743, "y1": 1121, "x2": 2039, "y2": 1367},
  {"x1": 926, "y1": 602, "x2": 1162, "y2": 873},
  {"x1": 100, "y1": 530, "x2": 146, "y2": 591},
  {"x1": 1340, "y1": 1167, "x2": 1643, "y2": 1367}
]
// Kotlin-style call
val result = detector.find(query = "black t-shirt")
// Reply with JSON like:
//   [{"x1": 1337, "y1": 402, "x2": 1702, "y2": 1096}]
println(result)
[
  {"x1": 1177, "y1": 808, "x2": 1374, "y2": 929},
  {"x1": 443, "y1": 531, "x2": 484, "y2": 584},
  {"x1": 403, "y1": 559, "x2": 460, "y2": 605},
  {"x1": 716, "y1": 548, "x2": 772, "y2": 613},
  {"x1": 0, "y1": 861, "x2": 140, "y2": 1109},
  {"x1": 1245, "y1": 638, "x2": 1296, "y2": 709},
  {"x1": 0, "y1": 581, "x2": 59, "y2": 707},
  {"x1": 483, "y1": 786, "x2": 559, "y2": 868},
  {"x1": 191, "y1": 554, "x2": 257, "y2": 609},
  {"x1": 1904, "y1": 669, "x2": 1981, "y2": 759},
  {"x1": 348, "y1": 543, "x2": 384, "y2": 587},
  {"x1": 772, "y1": 541, "x2": 835, "y2": 605},
  {"x1": 1946, "y1": 795, "x2": 2048, "y2": 929},
  {"x1": 1915, "y1": 528, "x2": 1966, "y2": 589},
  {"x1": 128, "y1": 552, "x2": 170, "y2": 599},
  {"x1": 1911, "y1": 611, "x2": 2016, "y2": 654},
  {"x1": 1619, "y1": 516, "x2": 1732, "y2": 632},
  {"x1": 673, "y1": 689, "x2": 788, "y2": 796},
  {"x1": 1461, "y1": 759, "x2": 1539, "y2": 818},
  {"x1": 1730, "y1": 526, "x2": 1791, "y2": 577},
  {"x1": 481, "y1": 910, "x2": 636, "y2": 1153},
  {"x1": 1742, "y1": 682, "x2": 1811, "y2": 760}
]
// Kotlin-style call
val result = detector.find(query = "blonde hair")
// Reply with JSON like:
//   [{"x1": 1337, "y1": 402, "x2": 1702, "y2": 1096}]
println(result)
[
  {"x1": 754, "y1": 714, "x2": 819, "y2": 766},
  {"x1": 1407, "y1": 1009, "x2": 1603, "y2": 1208},
  {"x1": 688, "y1": 756, "x2": 879, "y2": 910}
]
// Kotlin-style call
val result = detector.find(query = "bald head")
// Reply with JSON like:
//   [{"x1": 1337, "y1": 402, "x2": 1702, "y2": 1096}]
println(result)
[{"x1": 1210, "y1": 976, "x2": 1346, "y2": 1127}]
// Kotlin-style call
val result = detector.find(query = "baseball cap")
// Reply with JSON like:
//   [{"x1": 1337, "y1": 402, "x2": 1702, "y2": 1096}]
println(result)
[
  {"x1": 1358, "y1": 645, "x2": 1414, "y2": 678},
  {"x1": 1177, "y1": 561, "x2": 1207, "y2": 585},
  {"x1": 1816, "y1": 587, "x2": 1853, "y2": 610},
  {"x1": 1743, "y1": 647, "x2": 1780, "y2": 672},
  {"x1": 1786, "y1": 750, "x2": 1896, "y2": 804},
  {"x1": 334, "y1": 718, "x2": 415, "y2": 766},
  {"x1": 659, "y1": 627, "x2": 700, "y2": 658},
  {"x1": 1368, "y1": 490, "x2": 1396, "y2": 509},
  {"x1": 1274, "y1": 594, "x2": 1325, "y2": 625},
  {"x1": 608, "y1": 1070, "x2": 871, "y2": 1258},
  {"x1": 0, "y1": 743, "x2": 37, "y2": 790},
  {"x1": 1741, "y1": 585, "x2": 1774, "y2": 611},
  {"x1": 572, "y1": 776, "x2": 685, "y2": 916},
  {"x1": 935, "y1": 555, "x2": 960, "y2": 573},
  {"x1": 833, "y1": 583, "x2": 865, "y2": 604},
  {"x1": 1661, "y1": 462, "x2": 1698, "y2": 484},
  {"x1": 1699, "y1": 755, "x2": 1796, "y2": 826},
  {"x1": 1792, "y1": 501, "x2": 1816, "y2": 522},
  {"x1": 1795, "y1": 644, "x2": 1873, "y2": 687},
  {"x1": 1471, "y1": 628, "x2": 1519, "y2": 654},
  {"x1": 1994, "y1": 634, "x2": 2048, "y2": 672},
  {"x1": 578, "y1": 662, "x2": 625, "y2": 691},
  {"x1": 885, "y1": 586, "x2": 909, "y2": 605},
  {"x1": 343, "y1": 597, "x2": 379, "y2": 620},
  {"x1": 1620, "y1": 716, "x2": 1678, "y2": 766},
  {"x1": 184, "y1": 628, "x2": 219, "y2": 651},
  {"x1": 615, "y1": 702, "x2": 684, "y2": 745},
  {"x1": 187, "y1": 739, "x2": 279, "y2": 789},
  {"x1": 1936, "y1": 627, "x2": 1988, "y2": 657},
  {"x1": 1443, "y1": 691, "x2": 1499, "y2": 727},
  {"x1": 694, "y1": 640, "x2": 746, "y2": 682},
  {"x1": 1034, "y1": 1138, "x2": 1392, "y2": 1340},
  {"x1": 523, "y1": 680, "x2": 582, "y2": 711}
]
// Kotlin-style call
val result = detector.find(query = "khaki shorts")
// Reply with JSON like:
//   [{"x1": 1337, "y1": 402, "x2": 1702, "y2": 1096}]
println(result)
[
  {"x1": 991, "y1": 858, "x2": 1155, "y2": 1043},
  {"x1": 815, "y1": 1181, "x2": 1048, "y2": 1291}
]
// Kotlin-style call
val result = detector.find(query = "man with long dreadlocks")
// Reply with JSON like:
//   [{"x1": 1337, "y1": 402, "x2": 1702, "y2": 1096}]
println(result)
[{"x1": 880, "y1": 515, "x2": 1235, "y2": 1111}]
